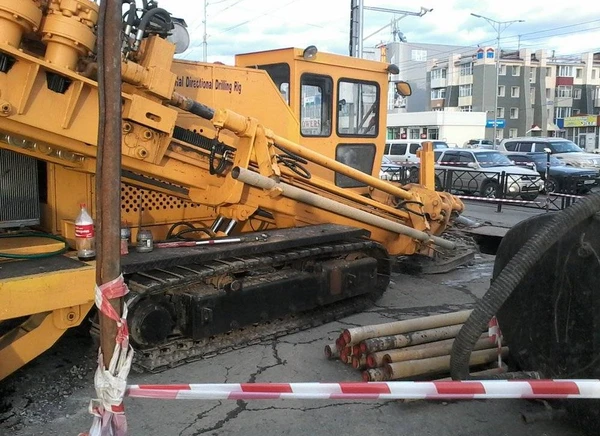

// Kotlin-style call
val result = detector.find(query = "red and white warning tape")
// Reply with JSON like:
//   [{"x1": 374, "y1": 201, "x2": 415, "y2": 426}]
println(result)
[
  {"x1": 456, "y1": 195, "x2": 538, "y2": 205},
  {"x1": 126, "y1": 380, "x2": 600, "y2": 401},
  {"x1": 80, "y1": 274, "x2": 134, "y2": 436}
]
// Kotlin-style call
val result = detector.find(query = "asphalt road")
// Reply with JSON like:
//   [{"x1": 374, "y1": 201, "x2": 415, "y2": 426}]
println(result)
[{"x1": 2, "y1": 249, "x2": 585, "y2": 436}]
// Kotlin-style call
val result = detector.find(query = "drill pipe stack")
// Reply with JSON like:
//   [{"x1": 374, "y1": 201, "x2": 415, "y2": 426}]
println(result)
[{"x1": 324, "y1": 310, "x2": 508, "y2": 381}]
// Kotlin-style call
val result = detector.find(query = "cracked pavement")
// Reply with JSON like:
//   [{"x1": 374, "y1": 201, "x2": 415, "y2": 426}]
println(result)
[{"x1": 4, "y1": 253, "x2": 585, "y2": 436}]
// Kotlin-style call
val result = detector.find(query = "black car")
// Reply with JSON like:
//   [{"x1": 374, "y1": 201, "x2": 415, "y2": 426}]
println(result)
[{"x1": 506, "y1": 152, "x2": 599, "y2": 193}]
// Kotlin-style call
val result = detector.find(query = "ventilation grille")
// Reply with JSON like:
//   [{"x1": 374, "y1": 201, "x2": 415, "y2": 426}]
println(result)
[
  {"x1": 0, "y1": 149, "x2": 40, "y2": 228},
  {"x1": 121, "y1": 184, "x2": 198, "y2": 213}
]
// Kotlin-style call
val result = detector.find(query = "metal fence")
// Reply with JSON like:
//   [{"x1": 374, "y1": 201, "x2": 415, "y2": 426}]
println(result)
[{"x1": 380, "y1": 163, "x2": 598, "y2": 212}]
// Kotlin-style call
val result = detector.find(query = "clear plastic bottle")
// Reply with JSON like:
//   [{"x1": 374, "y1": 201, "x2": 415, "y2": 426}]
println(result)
[{"x1": 75, "y1": 203, "x2": 96, "y2": 261}]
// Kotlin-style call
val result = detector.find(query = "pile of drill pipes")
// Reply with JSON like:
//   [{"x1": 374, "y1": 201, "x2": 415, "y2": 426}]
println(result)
[{"x1": 324, "y1": 309, "x2": 509, "y2": 381}]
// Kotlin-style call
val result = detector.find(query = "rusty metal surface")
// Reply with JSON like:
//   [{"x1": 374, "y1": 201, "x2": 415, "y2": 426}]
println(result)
[{"x1": 95, "y1": 0, "x2": 123, "y2": 367}]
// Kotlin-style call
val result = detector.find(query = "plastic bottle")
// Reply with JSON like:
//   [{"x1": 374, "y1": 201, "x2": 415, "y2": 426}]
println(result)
[{"x1": 75, "y1": 203, "x2": 96, "y2": 261}]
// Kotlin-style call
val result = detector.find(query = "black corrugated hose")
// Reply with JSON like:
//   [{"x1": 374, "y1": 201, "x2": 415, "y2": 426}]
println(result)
[{"x1": 450, "y1": 191, "x2": 600, "y2": 380}]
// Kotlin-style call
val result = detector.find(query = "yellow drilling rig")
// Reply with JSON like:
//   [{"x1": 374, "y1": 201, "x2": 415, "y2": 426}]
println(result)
[{"x1": 0, "y1": 0, "x2": 463, "y2": 380}]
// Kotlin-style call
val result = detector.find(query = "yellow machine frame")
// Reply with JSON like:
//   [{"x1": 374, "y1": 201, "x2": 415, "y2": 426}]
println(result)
[{"x1": 0, "y1": 0, "x2": 463, "y2": 380}]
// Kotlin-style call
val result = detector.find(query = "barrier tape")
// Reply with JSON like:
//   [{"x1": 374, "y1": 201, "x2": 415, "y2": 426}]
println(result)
[
  {"x1": 80, "y1": 274, "x2": 133, "y2": 436},
  {"x1": 456, "y1": 195, "x2": 538, "y2": 205},
  {"x1": 125, "y1": 380, "x2": 600, "y2": 401},
  {"x1": 488, "y1": 317, "x2": 503, "y2": 368}
]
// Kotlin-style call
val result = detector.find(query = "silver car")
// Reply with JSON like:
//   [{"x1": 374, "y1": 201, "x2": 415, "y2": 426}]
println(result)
[{"x1": 434, "y1": 149, "x2": 544, "y2": 200}]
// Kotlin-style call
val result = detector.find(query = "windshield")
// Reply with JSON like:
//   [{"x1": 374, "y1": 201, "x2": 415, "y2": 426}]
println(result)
[
  {"x1": 548, "y1": 141, "x2": 583, "y2": 153},
  {"x1": 433, "y1": 141, "x2": 449, "y2": 149},
  {"x1": 475, "y1": 152, "x2": 514, "y2": 168},
  {"x1": 528, "y1": 154, "x2": 564, "y2": 166}
]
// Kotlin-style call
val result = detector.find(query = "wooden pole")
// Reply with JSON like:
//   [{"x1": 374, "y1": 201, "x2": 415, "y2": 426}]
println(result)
[{"x1": 96, "y1": 0, "x2": 123, "y2": 368}]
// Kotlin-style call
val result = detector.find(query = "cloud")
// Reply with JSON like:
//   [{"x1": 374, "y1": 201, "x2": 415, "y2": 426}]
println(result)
[{"x1": 159, "y1": 0, "x2": 600, "y2": 64}]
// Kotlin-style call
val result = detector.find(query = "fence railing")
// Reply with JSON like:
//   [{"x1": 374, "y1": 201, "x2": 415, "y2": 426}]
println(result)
[{"x1": 380, "y1": 163, "x2": 598, "y2": 212}]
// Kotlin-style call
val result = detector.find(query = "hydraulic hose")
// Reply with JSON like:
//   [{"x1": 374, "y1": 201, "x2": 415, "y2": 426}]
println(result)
[
  {"x1": 450, "y1": 191, "x2": 600, "y2": 380},
  {"x1": 0, "y1": 232, "x2": 68, "y2": 259}
]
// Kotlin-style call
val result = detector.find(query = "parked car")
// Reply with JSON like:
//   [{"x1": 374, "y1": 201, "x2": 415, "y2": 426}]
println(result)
[
  {"x1": 434, "y1": 149, "x2": 544, "y2": 200},
  {"x1": 379, "y1": 155, "x2": 408, "y2": 181},
  {"x1": 497, "y1": 137, "x2": 600, "y2": 170},
  {"x1": 464, "y1": 139, "x2": 494, "y2": 149},
  {"x1": 384, "y1": 139, "x2": 449, "y2": 164},
  {"x1": 506, "y1": 152, "x2": 599, "y2": 194}
]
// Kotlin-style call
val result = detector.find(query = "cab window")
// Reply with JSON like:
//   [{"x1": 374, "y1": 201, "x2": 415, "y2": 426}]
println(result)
[
  {"x1": 337, "y1": 79, "x2": 379, "y2": 137},
  {"x1": 300, "y1": 73, "x2": 333, "y2": 137},
  {"x1": 504, "y1": 141, "x2": 518, "y2": 151},
  {"x1": 256, "y1": 63, "x2": 290, "y2": 104},
  {"x1": 409, "y1": 143, "x2": 420, "y2": 154}
]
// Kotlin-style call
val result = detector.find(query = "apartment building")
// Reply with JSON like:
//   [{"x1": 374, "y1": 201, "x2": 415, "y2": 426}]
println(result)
[{"x1": 425, "y1": 48, "x2": 600, "y2": 147}]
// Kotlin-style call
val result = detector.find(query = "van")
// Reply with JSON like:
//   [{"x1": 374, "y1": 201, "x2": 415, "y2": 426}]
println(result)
[
  {"x1": 384, "y1": 139, "x2": 449, "y2": 164},
  {"x1": 497, "y1": 137, "x2": 600, "y2": 170}
]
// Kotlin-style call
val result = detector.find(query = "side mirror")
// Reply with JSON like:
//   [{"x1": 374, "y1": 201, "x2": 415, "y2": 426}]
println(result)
[
  {"x1": 544, "y1": 147, "x2": 552, "y2": 153},
  {"x1": 467, "y1": 162, "x2": 478, "y2": 169},
  {"x1": 395, "y1": 81, "x2": 412, "y2": 97}
]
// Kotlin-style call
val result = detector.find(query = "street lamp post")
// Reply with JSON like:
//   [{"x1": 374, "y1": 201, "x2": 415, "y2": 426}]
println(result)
[{"x1": 471, "y1": 13, "x2": 524, "y2": 144}]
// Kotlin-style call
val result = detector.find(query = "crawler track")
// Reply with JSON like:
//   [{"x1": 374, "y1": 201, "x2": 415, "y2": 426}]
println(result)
[{"x1": 92, "y1": 237, "x2": 391, "y2": 373}]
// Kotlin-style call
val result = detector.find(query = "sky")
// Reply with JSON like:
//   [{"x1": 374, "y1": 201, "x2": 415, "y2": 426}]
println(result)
[{"x1": 160, "y1": 0, "x2": 600, "y2": 64}]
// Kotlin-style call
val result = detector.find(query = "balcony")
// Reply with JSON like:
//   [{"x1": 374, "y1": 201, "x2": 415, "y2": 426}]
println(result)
[
  {"x1": 458, "y1": 75, "x2": 473, "y2": 85},
  {"x1": 555, "y1": 97, "x2": 573, "y2": 107},
  {"x1": 431, "y1": 99, "x2": 445, "y2": 109},
  {"x1": 458, "y1": 96, "x2": 473, "y2": 107},
  {"x1": 431, "y1": 77, "x2": 447, "y2": 89}
]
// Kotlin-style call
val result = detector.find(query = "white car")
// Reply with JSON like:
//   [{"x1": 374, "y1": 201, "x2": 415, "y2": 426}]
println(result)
[
  {"x1": 434, "y1": 149, "x2": 544, "y2": 200},
  {"x1": 497, "y1": 137, "x2": 600, "y2": 169}
]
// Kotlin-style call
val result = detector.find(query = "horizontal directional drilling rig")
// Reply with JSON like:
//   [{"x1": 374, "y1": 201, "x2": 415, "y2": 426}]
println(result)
[{"x1": 0, "y1": 0, "x2": 463, "y2": 379}]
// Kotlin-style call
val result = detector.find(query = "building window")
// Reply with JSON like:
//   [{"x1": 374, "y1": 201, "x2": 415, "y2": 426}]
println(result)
[
  {"x1": 555, "y1": 107, "x2": 572, "y2": 118},
  {"x1": 593, "y1": 69, "x2": 598, "y2": 80},
  {"x1": 498, "y1": 85, "x2": 505, "y2": 97},
  {"x1": 511, "y1": 86, "x2": 520, "y2": 98},
  {"x1": 512, "y1": 65, "x2": 521, "y2": 76},
  {"x1": 431, "y1": 68, "x2": 447, "y2": 79},
  {"x1": 459, "y1": 105, "x2": 472, "y2": 112},
  {"x1": 574, "y1": 88, "x2": 582, "y2": 100},
  {"x1": 409, "y1": 128, "x2": 420, "y2": 139},
  {"x1": 557, "y1": 65, "x2": 573, "y2": 77},
  {"x1": 510, "y1": 107, "x2": 519, "y2": 119},
  {"x1": 546, "y1": 88, "x2": 552, "y2": 99},
  {"x1": 556, "y1": 85, "x2": 572, "y2": 98},
  {"x1": 509, "y1": 128, "x2": 518, "y2": 138},
  {"x1": 573, "y1": 109, "x2": 581, "y2": 115},
  {"x1": 428, "y1": 128, "x2": 440, "y2": 140},
  {"x1": 530, "y1": 87, "x2": 535, "y2": 104},
  {"x1": 546, "y1": 67, "x2": 552, "y2": 77},
  {"x1": 576, "y1": 68, "x2": 583, "y2": 78},
  {"x1": 431, "y1": 88, "x2": 446, "y2": 99},
  {"x1": 460, "y1": 63, "x2": 473, "y2": 76},
  {"x1": 497, "y1": 107, "x2": 505, "y2": 118},
  {"x1": 499, "y1": 64, "x2": 506, "y2": 75},
  {"x1": 411, "y1": 50, "x2": 427, "y2": 61},
  {"x1": 529, "y1": 68, "x2": 536, "y2": 83},
  {"x1": 459, "y1": 84, "x2": 473, "y2": 97},
  {"x1": 432, "y1": 107, "x2": 443, "y2": 112}
]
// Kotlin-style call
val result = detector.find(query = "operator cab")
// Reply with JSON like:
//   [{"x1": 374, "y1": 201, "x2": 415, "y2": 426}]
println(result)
[{"x1": 235, "y1": 47, "x2": 410, "y2": 189}]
